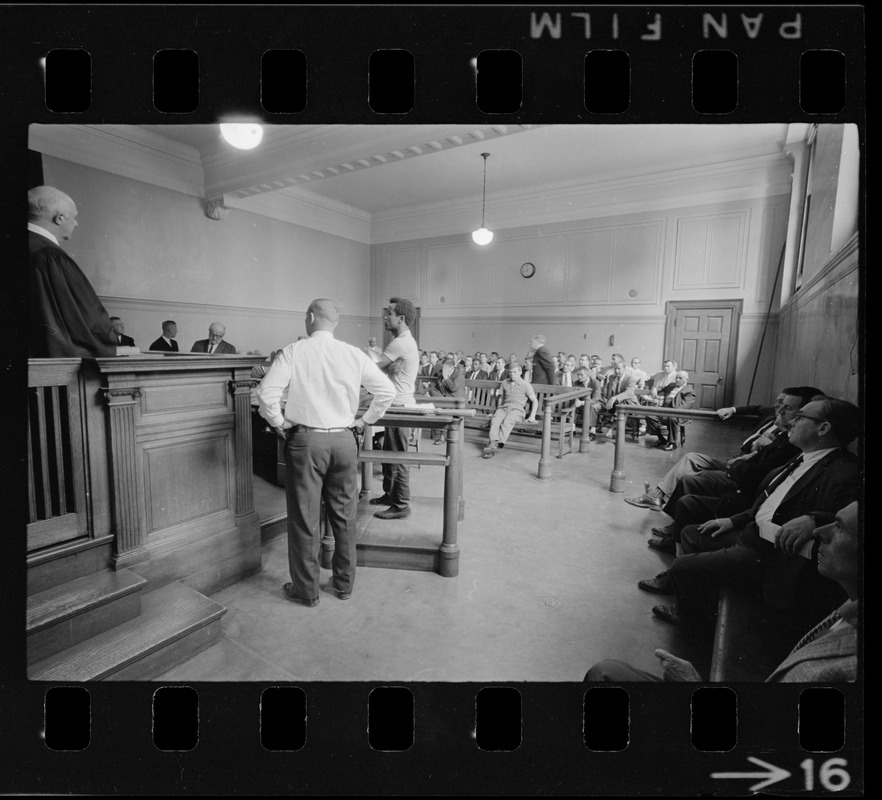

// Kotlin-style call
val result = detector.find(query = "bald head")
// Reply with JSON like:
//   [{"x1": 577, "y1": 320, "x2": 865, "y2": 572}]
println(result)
[
  {"x1": 306, "y1": 299, "x2": 340, "y2": 334},
  {"x1": 28, "y1": 186, "x2": 79, "y2": 241},
  {"x1": 208, "y1": 323, "x2": 226, "y2": 344}
]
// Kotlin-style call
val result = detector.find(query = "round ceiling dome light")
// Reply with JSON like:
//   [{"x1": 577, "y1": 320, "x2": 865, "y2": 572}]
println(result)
[{"x1": 220, "y1": 123, "x2": 264, "y2": 150}]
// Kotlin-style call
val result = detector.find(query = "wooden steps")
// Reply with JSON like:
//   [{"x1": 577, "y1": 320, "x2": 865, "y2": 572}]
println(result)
[
  {"x1": 27, "y1": 568, "x2": 147, "y2": 665},
  {"x1": 29, "y1": 581, "x2": 226, "y2": 682}
]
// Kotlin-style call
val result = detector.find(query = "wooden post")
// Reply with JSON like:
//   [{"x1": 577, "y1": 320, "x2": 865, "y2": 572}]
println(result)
[
  {"x1": 104, "y1": 386, "x2": 148, "y2": 566},
  {"x1": 608, "y1": 407, "x2": 628, "y2": 493},
  {"x1": 229, "y1": 378, "x2": 256, "y2": 518},
  {"x1": 440, "y1": 416, "x2": 461, "y2": 577},
  {"x1": 578, "y1": 406, "x2": 592, "y2": 452},
  {"x1": 538, "y1": 407, "x2": 553, "y2": 480}
]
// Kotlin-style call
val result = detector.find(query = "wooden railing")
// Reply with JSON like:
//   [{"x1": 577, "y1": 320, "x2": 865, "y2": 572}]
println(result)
[
  {"x1": 608, "y1": 404, "x2": 733, "y2": 492},
  {"x1": 27, "y1": 359, "x2": 91, "y2": 552}
]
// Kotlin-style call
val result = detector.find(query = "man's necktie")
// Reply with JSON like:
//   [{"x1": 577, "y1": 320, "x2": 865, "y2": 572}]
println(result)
[
  {"x1": 790, "y1": 609, "x2": 841, "y2": 654},
  {"x1": 762, "y1": 455, "x2": 804, "y2": 499}
]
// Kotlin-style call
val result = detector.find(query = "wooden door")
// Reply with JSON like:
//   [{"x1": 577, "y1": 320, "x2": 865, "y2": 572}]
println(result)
[{"x1": 664, "y1": 301, "x2": 742, "y2": 409}]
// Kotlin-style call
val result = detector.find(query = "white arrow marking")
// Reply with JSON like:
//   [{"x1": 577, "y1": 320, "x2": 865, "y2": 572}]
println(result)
[{"x1": 711, "y1": 756, "x2": 791, "y2": 791}]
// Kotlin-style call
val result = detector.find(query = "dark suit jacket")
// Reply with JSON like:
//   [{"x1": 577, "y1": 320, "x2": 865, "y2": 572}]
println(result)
[
  {"x1": 530, "y1": 346, "x2": 556, "y2": 385},
  {"x1": 429, "y1": 368, "x2": 466, "y2": 398},
  {"x1": 727, "y1": 431, "x2": 799, "y2": 498},
  {"x1": 732, "y1": 448, "x2": 861, "y2": 611},
  {"x1": 112, "y1": 334, "x2": 136, "y2": 347},
  {"x1": 149, "y1": 336, "x2": 179, "y2": 352},
  {"x1": 191, "y1": 339, "x2": 237, "y2": 354},
  {"x1": 737, "y1": 404, "x2": 778, "y2": 453}
]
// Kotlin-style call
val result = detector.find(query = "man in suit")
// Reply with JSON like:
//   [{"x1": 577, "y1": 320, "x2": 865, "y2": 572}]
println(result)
[
  {"x1": 625, "y1": 390, "x2": 789, "y2": 511},
  {"x1": 642, "y1": 386, "x2": 822, "y2": 559},
  {"x1": 586, "y1": 360, "x2": 637, "y2": 438},
  {"x1": 645, "y1": 370, "x2": 695, "y2": 450},
  {"x1": 428, "y1": 356, "x2": 466, "y2": 443},
  {"x1": 652, "y1": 397, "x2": 861, "y2": 629},
  {"x1": 528, "y1": 334, "x2": 556, "y2": 385},
  {"x1": 556, "y1": 356, "x2": 577, "y2": 387},
  {"x1": 28, "y1": 185, "x2": 118, "y2": 358},
  {"x1": 488, "y1": 356, "x2": 509, "y2": 383},
  {"x1": 149, "y1": 320, "x2": 179, "y2": 351},
  {"x1": 586, "y1": 501, "x2": 858, "y2": 683},
  {"x1": 109, "y1": 316, "x2": 136, "y2": 347},
  {"x1": 191, "y1": 322, "x2": 237, "y2": 354}
]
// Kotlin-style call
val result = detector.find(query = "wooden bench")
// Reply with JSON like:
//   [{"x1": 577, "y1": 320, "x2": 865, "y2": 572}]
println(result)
[
  {"x1": 709, "y1": 586, "x2": 800, "y2": 682},
  {"x1": 463, "y1": 380, "x2": 595, "y2": 478}
]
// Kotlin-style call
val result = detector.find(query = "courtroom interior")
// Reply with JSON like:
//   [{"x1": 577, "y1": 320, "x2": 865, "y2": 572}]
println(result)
[{"x1": 22, "y1": 123, "x2": 861, "y2": 683}]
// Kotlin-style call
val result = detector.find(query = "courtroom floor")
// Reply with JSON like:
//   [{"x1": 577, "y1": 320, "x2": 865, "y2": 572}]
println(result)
[{"x1": 155, "y1": 420, "x2": 752, "y2": 683}]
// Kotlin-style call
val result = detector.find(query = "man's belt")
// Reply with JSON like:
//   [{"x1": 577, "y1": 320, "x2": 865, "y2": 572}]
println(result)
[{"x1": 289, "y1": 424, "x2": 350, "y2": 433}]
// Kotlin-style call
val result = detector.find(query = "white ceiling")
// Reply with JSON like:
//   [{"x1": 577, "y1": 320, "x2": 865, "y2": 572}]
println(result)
[{"x1": 139, "y1": 123, "x2": 791, "y2": 216}]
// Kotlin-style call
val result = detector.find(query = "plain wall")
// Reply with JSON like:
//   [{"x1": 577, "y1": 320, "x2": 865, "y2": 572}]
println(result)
[{"x1": 41, "y1": 156, "x2": 373, "y2": 354}]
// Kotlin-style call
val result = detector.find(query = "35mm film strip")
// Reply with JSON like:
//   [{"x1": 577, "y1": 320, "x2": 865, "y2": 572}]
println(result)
[{"x1": 1, "y1": 4, "x2": 864, "y2": 796}]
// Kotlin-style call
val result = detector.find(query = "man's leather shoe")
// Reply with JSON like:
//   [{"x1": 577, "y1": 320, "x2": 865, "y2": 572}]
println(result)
[
  {"x1": 624, "y1": 493, "x2": 662, "y2": 511},
  {"x1": 651, "y1": 524, "x2": 675, "y2": 537},
  {"x1": 325, "y1": 583, "x2": 352, "y2": 600},
  {"x1": 663, "y1": 442, "x2": 677, "y2": 451},
  {"x1": 647, "y1": 536, "x2": 676, "y2": 554},
  {"x1": 283, "y1": 583, "x2": 319, "y2": 607},
  {"x1": 374, "y1": 507, "x2": 411, "y2": 520},
  {"x1": 651, "y1": 604, "x2": 683, "y2": 625},
  {"x1": 369, "y1": 495, "x2": 394, "y2": 506},
  {"x1": 482, "y1": 445, "x2": 498, "y2": 458},
  {"x1": 652, "y1": 438, "x2": 668, "y2": 448},
  {"x1": 638, "y1": 571, "x2": 674, "y2": 594}
]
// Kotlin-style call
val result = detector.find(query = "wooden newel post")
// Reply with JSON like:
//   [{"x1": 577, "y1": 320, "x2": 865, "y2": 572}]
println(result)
[
  {"x1": 538, "y1": 408, "x2": 553, "y2": 480},
  {"x1": 579, "y1": 405, "x2": 592, "y2": 452},
  {"x1": 609, "y1": 407, "x2": 628, "y2": 492},
  {"x1": 440, "y1": 416, "x2": 461, "y2": 577},
  {"x1": 103, "y1": 386, "x2": 147, "y2": 566},
  {"x1": 229, "y1": 379, "x2": 256, "y2": 517}
]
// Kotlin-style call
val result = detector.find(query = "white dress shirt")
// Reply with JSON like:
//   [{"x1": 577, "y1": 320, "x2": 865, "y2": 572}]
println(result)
[
  {"x1": 755, "y1": 447, "x2": 838, "y2": 548},
  {"x1": 257, "y1": 331, "x2": 395, "y2": 429}
]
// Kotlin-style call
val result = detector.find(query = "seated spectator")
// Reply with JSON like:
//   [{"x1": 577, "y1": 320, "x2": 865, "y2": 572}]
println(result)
[
  {"x1": 629, "y1": 357, "x2": 649, "y2": 389},
  {"x1": 645, "y1": 360, "x2": 678, "y2": 401},
  {"x1": 482, "y1": 362, "x2": 536, "y2": 458},
  {"x1": 646, "y1": 387, "x2": 823, "y2": 555},
  {"x1": 488, "y1": 356, "x2": 509, "y2": 383},
  {"x1": 624, "y1": 390, "x2": 789, "y2": 511},
  {"x1": 586, "y1": 502, "x2": 858, "y2": 683},
  {"x1": 590, "y1": 355, "x2": 604, "y2": 374},
  {"x1": 428, "y1": 356, "x2": 466, "y2": 442},
  {"x1": 648, "y1": 398, "x2": 860, "y2": 631},
  {"x1": 586, "y1": 361, "x2": 638, "y2": 440},
  {"x1": 645, "y1": 370, "x2": 695, "y2": 450},
  {"x1": 556, "y1": 356, "x2": 577, "y2": 387}
]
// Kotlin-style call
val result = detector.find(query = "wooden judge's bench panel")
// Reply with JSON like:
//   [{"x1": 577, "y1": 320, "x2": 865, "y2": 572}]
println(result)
[{"x1": 27, "y1": 355, "x2": 265, "y2": 594}]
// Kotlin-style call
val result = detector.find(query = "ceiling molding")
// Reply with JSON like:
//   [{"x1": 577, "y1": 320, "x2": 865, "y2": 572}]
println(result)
[
  {"x1": 371, "y1": 153, "x2": 793, "y2": 243},
  {"x1": 29, "y1": 124, "x2": 205, "y2": 198},
  {"x1": 202, "y1": 124, "x2": 539, "y2": 200}
]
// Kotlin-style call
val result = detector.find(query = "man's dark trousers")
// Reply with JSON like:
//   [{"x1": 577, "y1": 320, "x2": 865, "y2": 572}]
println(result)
[
  {"x1": 382, "y1": 425, "x2": 410, "y2": 509},
  {"x1": 284, "y1": 428, "x2": 358, "y2": 599}
]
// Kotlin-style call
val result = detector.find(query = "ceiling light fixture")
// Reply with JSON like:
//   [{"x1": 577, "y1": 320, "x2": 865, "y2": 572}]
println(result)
[
  {"x1": 471, "y1": 152, "x2": 494, "y2": 246},
  {"x1": 219, "y1": 123, "x2": 264, "y2": 150}
]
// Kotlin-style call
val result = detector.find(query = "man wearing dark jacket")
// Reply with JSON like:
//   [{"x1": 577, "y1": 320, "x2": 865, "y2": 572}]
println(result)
[
  {"x1": 650, "y1": 397, "x2": 861, "y2": 629},
  {"x1": 528, "y1": 334, "x2": 556, "y2": 385}
]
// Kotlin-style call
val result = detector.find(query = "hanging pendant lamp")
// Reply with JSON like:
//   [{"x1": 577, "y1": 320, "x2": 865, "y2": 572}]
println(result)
[{"x1": 471, "y1": 152, "x2": 494, "y2": 246}]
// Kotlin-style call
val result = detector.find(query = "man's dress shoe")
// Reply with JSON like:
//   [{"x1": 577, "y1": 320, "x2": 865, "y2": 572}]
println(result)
[
  {"x1": 651, "y1": 604, "x2": 683, "y2": 625},
  {"x1": 368, "y1": 495, "x2": 394, "y2": 506},
  {"x1": 283, "y1": 583, "x2": 319, "y2": 607},
  {"x1": 638, "y1": 571, "x2": 674, "y2": 594},
  {"x1": 374, "y1": 507, "x2": 411, "y2": 520},
  {"x1": 651, "y1": 524, "x2": 675, "y2": 537},
  {"x1": 647, "y1": 536, "x2": 676, "y2": 555},
  {"x1": 325, "y1": 583, "x2": 352, "y2": 600},
  {"x1": 624, "y1": 493, "x2": 662, "y2": 511}
]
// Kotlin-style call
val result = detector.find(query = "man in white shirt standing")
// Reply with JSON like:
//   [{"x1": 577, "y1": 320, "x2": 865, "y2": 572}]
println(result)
[
  {"x1": 370, "y1": 297, "x2": 420, "y2": 520},
  {"x1": 257, "y1": 299, "x2": 395, "y2": 607}
]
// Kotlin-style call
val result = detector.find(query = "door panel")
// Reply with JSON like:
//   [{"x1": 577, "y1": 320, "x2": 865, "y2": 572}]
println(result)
[{"x1": 665, "y1": 302, "x2": 741, "y2": 410}]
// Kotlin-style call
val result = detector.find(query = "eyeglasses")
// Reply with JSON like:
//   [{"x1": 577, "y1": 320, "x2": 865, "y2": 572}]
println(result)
[{"x1": 792, "y1": 411, "x2": 825, "y2": 423}]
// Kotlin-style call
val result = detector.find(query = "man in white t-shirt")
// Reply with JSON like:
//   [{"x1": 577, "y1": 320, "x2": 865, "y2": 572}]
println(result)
[{"x1": 370, "y1": 297, "x2": 420, "y2": 520}]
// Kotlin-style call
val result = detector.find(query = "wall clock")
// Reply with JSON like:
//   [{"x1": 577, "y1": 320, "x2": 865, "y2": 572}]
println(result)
[{"x1": 520, "y1": 262, "x2": 536, "y2": 279}]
